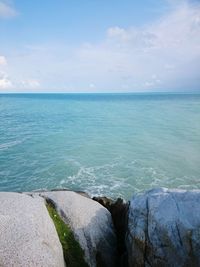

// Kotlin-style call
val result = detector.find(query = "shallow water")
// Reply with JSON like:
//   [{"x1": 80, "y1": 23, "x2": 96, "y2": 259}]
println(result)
[{"x1": 0, "y1": 93, "x2": 200, "y2": 199}]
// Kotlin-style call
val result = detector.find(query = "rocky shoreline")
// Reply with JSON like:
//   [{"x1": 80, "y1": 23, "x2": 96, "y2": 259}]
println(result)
[{"x1": 0, "y1": 188, "x2": 200, "y2": 267}]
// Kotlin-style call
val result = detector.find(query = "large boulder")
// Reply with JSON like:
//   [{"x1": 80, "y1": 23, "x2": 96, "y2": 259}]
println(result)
[
  {"x1": 126, "y1": 188, "x2": 200, "y2": 267},
  {"x1": 38, "y1": 191, "x2": 117, "y2": 267},
  {"x1": 0, "y1": 192, "x2": 65, "y2": 267}
]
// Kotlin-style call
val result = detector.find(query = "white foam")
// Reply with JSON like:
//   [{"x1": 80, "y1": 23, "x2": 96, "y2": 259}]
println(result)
[{"x1": 0, "y1": 140, "x2": 24, "y2": 151}]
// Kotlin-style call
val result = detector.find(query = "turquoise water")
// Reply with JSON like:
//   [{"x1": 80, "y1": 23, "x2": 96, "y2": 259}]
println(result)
[{"x1": 0, "y1": 93, "x2": 200, "y2": 199}]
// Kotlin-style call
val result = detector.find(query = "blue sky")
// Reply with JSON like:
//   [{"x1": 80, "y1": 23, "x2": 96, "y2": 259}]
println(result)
[{"x1": 0, "y1": 0, "x2": 200, "y2": 92}]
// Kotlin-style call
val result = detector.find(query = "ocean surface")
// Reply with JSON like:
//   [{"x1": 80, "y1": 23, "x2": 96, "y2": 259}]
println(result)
[{"x1": 0, "y1": 93, "x2": 200, "y2": 199}]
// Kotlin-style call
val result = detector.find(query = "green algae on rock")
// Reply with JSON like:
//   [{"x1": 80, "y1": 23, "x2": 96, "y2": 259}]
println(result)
[
  {"x1": 41, "y1": 190, "x2": 117, "y2": 267},
  {"x1": 46, "y1": 202, "x2": 89, "y2": 267}
]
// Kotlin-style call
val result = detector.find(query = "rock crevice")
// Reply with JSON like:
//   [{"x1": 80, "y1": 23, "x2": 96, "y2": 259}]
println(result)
[
  {"x1": 0, "y1": 188, "x2": 200, "y2": 267},
  {"x1": 93, "y1": 197, "x2": 129, "y2": 267}
]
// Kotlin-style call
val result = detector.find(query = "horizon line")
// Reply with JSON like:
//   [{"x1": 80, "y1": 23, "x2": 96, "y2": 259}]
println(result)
[{"x1": 0, "y1": 91, "x2": 200, "y2": 95}]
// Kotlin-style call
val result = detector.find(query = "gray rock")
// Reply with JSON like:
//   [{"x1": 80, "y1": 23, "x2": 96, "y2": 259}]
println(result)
[
  {"x1": 0, "y1": 192, "x2": 65, "y2": 267},
  {"x1": 39, "y1": 191, "x2": 117, "y2": 267},
  {"x1": 126, "y1": 188, "x2": 200, "y2": 267}
]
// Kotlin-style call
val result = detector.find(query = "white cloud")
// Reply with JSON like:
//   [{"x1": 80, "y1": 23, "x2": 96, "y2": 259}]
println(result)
[
  {"x1": 144, "y1": 75, "x2": 162, "y2": 88},
  {"x1": 21, "y1": 79, "x2": 40, "y2": 88},
  {"x1": 0, "y1": 72, "x2": 12, "y2": 89},
  {"x1": 2, "y1": 1, "x2": 200, "y2": 92},
  {"x1": 107, "y1": 27, "x2": 132, "y2": 42},
  {"x1": 144, "y1": 81, "x2": 154, "y2": 87},
  {"x1": 0, "y1": 56, "x2": 7, "y2": 65},
  {"x1": 66, "y1": 1, "x2": 200, "y2": 91},
  {"x1": 99, "y1": 2, "x2": 200, "y2": 90}
]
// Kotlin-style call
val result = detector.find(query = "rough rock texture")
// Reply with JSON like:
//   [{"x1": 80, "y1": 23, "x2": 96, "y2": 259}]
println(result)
[
  {"x1": 38, "y1": 191, "x2": 117, "y2": 267},
  {"x1": 126, "y1": 188, "x2": 200, "y2": 267},
  {"x1": 93, "y1": 196, "x2": 129, "y2": 267},
  {"x1": 0, "y1": 192, "x2": 65, "y2": 267}
]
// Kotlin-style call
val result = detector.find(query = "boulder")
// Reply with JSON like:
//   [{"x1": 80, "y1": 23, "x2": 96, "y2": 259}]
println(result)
[
  {"x1": 38, "y1": 191, "x2": 117, "y2": 267},
  {"x1": 126, "y1": 188, "x2": 200, "y2": 267},
  {"x1": 0, "y1": 192, "x2": 65, "y2": 267}
]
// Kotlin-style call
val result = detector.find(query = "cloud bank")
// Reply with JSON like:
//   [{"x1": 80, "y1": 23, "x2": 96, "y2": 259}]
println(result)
[
  {"x1": 1, "y1": 1, "x2": 200, "y2": 92},
  {"x1": 0, "y1": 72, "x2": 12, "y2": 89}
]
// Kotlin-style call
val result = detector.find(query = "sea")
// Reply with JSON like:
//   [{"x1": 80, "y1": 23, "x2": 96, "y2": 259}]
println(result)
[{"x1": 0, "y1": 93, "x2": 200, "y2": 200}]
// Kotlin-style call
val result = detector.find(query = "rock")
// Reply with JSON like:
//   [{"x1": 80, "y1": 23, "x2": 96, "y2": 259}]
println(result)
[
  {"x1": 93, "y1": 196, "x2": 129, "y2": 267},
  {"x1": 39, "y1": 191, "x2": 117, "y2": 267},
  {"x1": 126, "y1": 188, "x2": 200, "y2": 267},
  {"x1": 0, "y1": 192, "x2": 65, "y2": 267},
  {"x1": 93, "y1": 196, "x2": 115, "y2": 209},
  {"x1": 51, "y1": 188, "x2": 91, "y2": 199}
]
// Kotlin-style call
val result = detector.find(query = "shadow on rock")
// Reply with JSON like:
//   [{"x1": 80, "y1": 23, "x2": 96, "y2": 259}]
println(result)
[{"x1": 93, "y1": 196, "x2": 129, "y2": 267}]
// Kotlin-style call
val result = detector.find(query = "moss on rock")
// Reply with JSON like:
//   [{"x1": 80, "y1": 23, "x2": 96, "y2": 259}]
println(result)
[{"x1": 46, "y1": 202, "x2": 89, "y2": 267}]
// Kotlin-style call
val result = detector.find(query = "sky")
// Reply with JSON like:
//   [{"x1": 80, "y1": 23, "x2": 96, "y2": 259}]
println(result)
[{"x1": 0, "y1": 0, "x2": 200, "y2": 93}]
